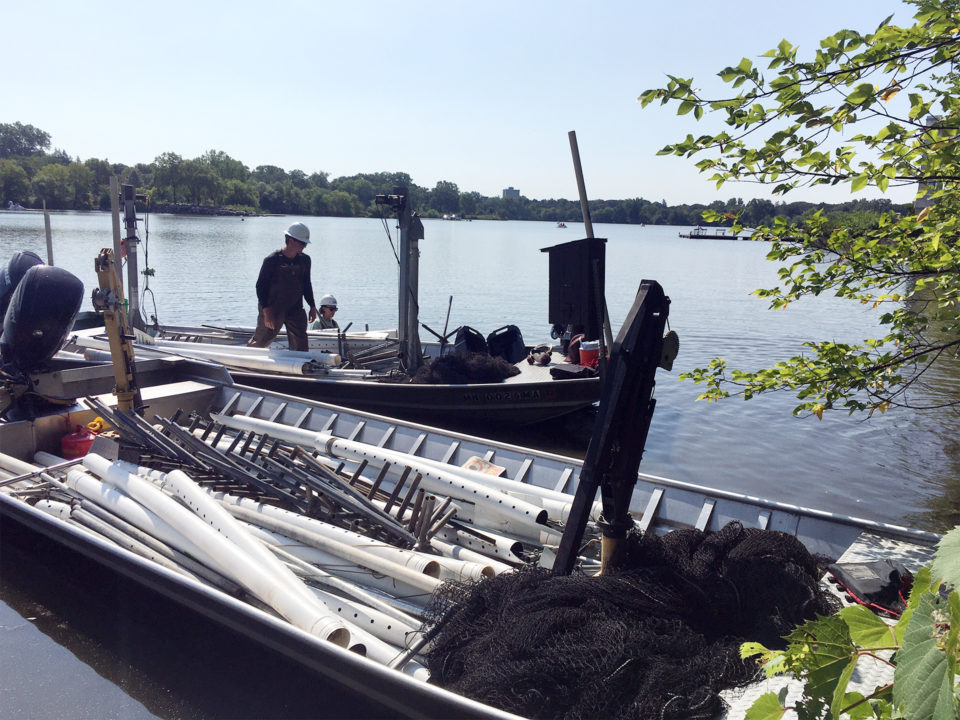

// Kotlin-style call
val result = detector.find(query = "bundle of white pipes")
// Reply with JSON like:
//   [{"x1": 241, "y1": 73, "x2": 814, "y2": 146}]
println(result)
[
  {"x1": 210, "y1": 413, "x2": 580, "y2": 541},
  {"x1": 216, "y1": 493, "x2": 497, "y2": 582},
  {"x1": 27, "y1": 451, "x2": 431, "y2": 677},
  {"x1": 73, "y1": 334, "x2": 346, "y2": 376},
  {"x1": 186, "y1": 429, "x2": 523, "y2": 572},
  {"x1": 77, "y1": 454, "x2": 352, "y2": 646}
]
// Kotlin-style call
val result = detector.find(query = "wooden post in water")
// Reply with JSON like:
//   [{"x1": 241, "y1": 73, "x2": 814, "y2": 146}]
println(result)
[{"x1": 42, "y1": 201, "x2": 53, "y2": 265}]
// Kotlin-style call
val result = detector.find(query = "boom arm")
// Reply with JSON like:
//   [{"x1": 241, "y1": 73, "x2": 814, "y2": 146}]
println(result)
[{"x1": 91, "y1": 248, "x2": 144, "y2": 414}]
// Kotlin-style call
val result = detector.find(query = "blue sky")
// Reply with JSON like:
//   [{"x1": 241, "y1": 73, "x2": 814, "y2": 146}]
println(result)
[{"x1": 5, "y1": 0, "x2": 914, "y2": 204}]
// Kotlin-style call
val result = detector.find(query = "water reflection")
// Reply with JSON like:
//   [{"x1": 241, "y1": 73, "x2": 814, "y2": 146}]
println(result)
[{"x1": 0, "y1": 521, "x2": 390, "y2": 719}]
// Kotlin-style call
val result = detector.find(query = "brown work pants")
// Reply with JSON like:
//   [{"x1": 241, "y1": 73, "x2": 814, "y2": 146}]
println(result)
[{"x1": 247, "y1": 305, "x2": 309, "y2": 351}]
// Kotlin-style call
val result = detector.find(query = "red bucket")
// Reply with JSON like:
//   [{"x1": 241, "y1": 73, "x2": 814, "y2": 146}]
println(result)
[
  {"x1": 61, "y1": 425, "x2": 97, "y2": 459},
  {"x1": 579, "y1": 340, "x2": 600, "y2": 369}
]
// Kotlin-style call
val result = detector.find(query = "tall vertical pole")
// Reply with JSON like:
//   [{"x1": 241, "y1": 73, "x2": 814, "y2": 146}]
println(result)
[
  {"x1": 109, "y1": 176, "x2": 124, "y2": 294},
  {"x1": 396, "y1": 188, "x2": 423, "y2": 372},
  {"x1": 398, "y1": 194, "x2": 410, "y2": 362},
  {"x1": 122, "y1": 184, "x2": 142, "y2": 329},
  {"x1": 568, "y1": 130, "x2": 613, "y2": 368},
  {"x1": 42, "y1": 200, "x2": 54, "y2": 265},
  {"x1": 568, "y1": 131, "x2": 594, "y2": 240}
]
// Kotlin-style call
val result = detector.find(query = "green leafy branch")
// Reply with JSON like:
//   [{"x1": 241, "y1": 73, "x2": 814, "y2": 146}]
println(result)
[
  {"x1": 742, "y1": 525, "x2": 960, "y2": 719},
  {"x1": 680, "y1": 197, "x2": 960, "y2": 416},
  {"x1": 639, "y1": 2, "x2": 960, "y2": 195},
  {"x1": 643, "y1": 0, "x2": 960, "y2": 417}
]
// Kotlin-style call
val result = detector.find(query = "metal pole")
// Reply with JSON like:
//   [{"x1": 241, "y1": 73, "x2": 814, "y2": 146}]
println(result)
[
  {"x1": 396, "y1": 189, "x2": 423, "y2": 372},
  {"x1": 398, "y1": 195, "x2": 410, "y2": 364},
  {"x1": 568, "y1": 131, "x2": 613, "y2": 359},
  {"x1": 42, "y1": 200, "x2": 54, "y2": 265},
  {"x1": 122, "y1": 184, "x2": 142, "y2": 328},
  {"x1": 568, "y1": 130, "x2": 594, "y2": 239},
  {"x1": 109, "y1": 176, "x2": 124, "y2": 294}
]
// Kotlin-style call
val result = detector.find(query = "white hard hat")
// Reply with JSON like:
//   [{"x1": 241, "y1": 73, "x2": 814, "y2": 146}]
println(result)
[
  {"x1": 319, "y1": 293, "x2": 338, "y2": 307},
  {"x1": 285, "y1": 222, "x2": 310, "y2": 244}
]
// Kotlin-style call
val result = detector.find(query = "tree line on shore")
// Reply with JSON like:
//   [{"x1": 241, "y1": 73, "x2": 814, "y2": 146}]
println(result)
[{"x1": 0, "y1": 120, "x2": 905, "y2": 228}]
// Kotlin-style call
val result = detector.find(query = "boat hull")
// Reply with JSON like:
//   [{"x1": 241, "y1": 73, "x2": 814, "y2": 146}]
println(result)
[
  {"x1": 0, "y1": 485, "x2": 515, "y2": 719},
  {"x1": 229, "y1": 370, "x2": 600, "y2": 425}
]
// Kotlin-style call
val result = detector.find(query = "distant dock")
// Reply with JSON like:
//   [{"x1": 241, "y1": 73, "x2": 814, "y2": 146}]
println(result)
[{"x1": 679, "y1": 226, "x2": 745, "y2": 240}]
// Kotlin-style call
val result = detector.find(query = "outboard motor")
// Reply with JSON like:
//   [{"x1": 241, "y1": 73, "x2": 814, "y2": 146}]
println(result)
[
  {"x1": 0, "y1": 264, "x2": 84, "y2": 374},
  {"x1": 0, "y1": 250, "x2": 44, "y2": 332}
]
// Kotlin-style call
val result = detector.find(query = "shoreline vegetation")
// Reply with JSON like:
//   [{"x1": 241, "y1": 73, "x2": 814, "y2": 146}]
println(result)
[{"x1": 2, "y1": 121, "x2": 905, "y2": 229}]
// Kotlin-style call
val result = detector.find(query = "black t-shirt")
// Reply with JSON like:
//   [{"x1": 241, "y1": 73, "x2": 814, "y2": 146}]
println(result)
[{"x1": 255, "y1": 251, "x2": 316, "y2": 311}]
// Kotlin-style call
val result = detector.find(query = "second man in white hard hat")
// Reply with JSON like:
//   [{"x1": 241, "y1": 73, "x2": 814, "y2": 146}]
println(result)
[{"x1": 248, "y1": 222, "x2": 319, "y2": 350}]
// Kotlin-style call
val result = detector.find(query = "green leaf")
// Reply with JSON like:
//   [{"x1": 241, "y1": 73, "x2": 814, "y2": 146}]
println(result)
[
  {"x1": 840, "y1": 604, "x2": 896, "y2": 647},
  {"x1": 784, "y1": 615, "x2": 857, "y2": 709},
  {"x1": 847, "y1": 83, "x2": 876, "y2": 105},
  {"x1": 744, "y1": 692, "x2": 787, "y2": 720},
  {"x1": 830, "y1": 656, "x2": 860, "y2": 718},
  {"x1": 931, "y1": 525, "x2": 960, "y2": 588},
  {"x1": 850, "y1": 174, "x2": 869, "y2": 192},
  {"x1": 893, "y1": 593, "x2": 957, "y2": 720},
  {"x1": 677, "y1": 100, "x2": 696, "y2": 115}
]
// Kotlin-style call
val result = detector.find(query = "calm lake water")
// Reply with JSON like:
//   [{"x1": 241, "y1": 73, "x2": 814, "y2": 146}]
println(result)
[{"x1": 1, "y1": 209, "x2": 958, "y2": 717}]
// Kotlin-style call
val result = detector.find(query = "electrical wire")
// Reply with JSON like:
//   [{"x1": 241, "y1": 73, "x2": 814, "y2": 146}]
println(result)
[{"x1": 378, "y1": 205, "x2": 401, "y2": 266}]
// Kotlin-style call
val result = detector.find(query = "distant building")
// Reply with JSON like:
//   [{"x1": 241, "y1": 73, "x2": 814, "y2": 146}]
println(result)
[{"x1": 502, "y1": 186, "x2": 520, "y2": 199}]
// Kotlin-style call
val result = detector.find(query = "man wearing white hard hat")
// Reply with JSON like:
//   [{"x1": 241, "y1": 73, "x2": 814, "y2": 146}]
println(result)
[
  {"x1": 311, "y1": 293, "x2": 339, "y2": 330},
  {"x1": 247, "y1": 222, "x2": 319, "y2": 350}
]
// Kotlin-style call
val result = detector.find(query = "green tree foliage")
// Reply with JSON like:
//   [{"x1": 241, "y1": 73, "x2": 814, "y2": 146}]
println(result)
[
  {"x1": 0, "y1": 122, "x2": 51, "y2": 158},
  {"x1": 0, "y1": 158, "x2": 29, "y2": 203},
  {"x1": 31, "y1": 163, "x2": 72, "y2": 208},
  {"x1": 741, "y1": 526, "x2": 960, "y2": 719},
  {"x1": 640, "y1": 0, "x2": 960, "y2": 417},
  {"x1": 0, "y1": 120, "x2": 912, "y2": 221},
  {"x1": 199, "y1": 149, "x2": 248, "y2": 181},
  {"x1": 430, "y1": 180, "x2": 460, "y2": 214},
  {"x1": 153, "y1": 152, "x2": 185, "y2": 203}
]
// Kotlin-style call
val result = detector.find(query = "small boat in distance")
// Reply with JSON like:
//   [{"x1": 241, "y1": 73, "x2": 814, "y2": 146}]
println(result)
[
  {"x1": 556, "y1": 221, "x2": 567, "y2": 228},
  {"x1": 679, "y1": 225, "x2": 745, "y2": 240}
]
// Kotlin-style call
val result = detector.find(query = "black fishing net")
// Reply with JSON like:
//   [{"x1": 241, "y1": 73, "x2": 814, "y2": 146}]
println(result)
[
  {"x1": 424, "y1": 522, "x2": 839, "y2": 720},
  {"x1": 409, "y1": 353, "x2": 521, "y2": 384}
]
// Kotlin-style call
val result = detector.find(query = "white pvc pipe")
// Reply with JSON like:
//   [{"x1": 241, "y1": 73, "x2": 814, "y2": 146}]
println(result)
[
  {"x1": 429, "y1": 538, "x2": 515, "y2": 576},
  {"x1": 220, "y1": 500, "x2": 440, "y2": 595},
  {"x1": 433, "y1": 526, "x2": 528, "y2": 565},
  {"x1": 305, "y1": 583, "x2": 422, "y2": 657},
  {"x1": 0, "y1": 452, "x2": 42, "y2": 492},
  {"x1": 158, "y1": 468, "x2": 330, "y2": 610},
  {"x1": 81, "y1": 454, "x2": 350, "y2": 646},
  {"x1": 151, "y1": 338, "x2": 342, "y2": 363},
  {"x1": 213, "y1": 494, "x2": 442, "y2": 577},
  {"x1": 249, "y1": 525, "x2": 435, "y2": 607}
]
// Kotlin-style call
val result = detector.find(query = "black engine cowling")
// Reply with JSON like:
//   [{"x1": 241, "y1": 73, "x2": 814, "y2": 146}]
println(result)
[
  {"x1": 1, "y1": 264, "x2": 84, "y2": 373},
  {"x1": 0, "y1": 250, "x2": 44, "y2": 329}
]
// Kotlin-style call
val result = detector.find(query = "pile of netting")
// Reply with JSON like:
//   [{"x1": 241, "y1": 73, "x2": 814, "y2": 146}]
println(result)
[
  {"x1": 423, "y1": 522, "x2": 840, "y2": 720},
  {"x1": 409, "y1": 353, "x2": 521, "y2": 384}
]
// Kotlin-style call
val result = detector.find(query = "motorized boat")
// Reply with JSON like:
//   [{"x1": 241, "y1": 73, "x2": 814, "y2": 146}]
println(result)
[
  {"x1": 0, "y1": 244, "x2": 942, "y2": 719},
  {"x1": 66, "y1": 188, "x2": 605, "y2": 427}
]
